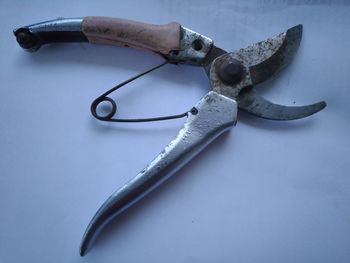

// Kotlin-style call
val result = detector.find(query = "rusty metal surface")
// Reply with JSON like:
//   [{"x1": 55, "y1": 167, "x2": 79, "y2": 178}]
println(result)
[
  {"x1": 208, "y1": 25, "x2": 326, "y2": 120},
  {"x1": 249, "y1": 25, "x2": 303, "y2": 85},
  {"x1": 209, "y1": 25, "x2": 301, "y2": 100}
]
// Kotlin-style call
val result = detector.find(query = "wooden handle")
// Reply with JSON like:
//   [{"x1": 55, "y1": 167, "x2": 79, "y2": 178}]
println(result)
[{"x1": 82, "y1": 16, "x2": 181, "y2": 54}]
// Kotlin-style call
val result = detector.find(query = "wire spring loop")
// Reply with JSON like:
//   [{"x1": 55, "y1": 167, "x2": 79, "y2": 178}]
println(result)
[{"x1": 90, "y1": 60, "x2": 197, "y2": 123}]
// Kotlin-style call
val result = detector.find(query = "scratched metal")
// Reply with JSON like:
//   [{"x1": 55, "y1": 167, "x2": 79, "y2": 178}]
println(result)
[
  {"x1": 237, "y1": 87, "x2": 326, "y2": 120},
  {"x1": 208, "y1": 25, "x2": 326, "y2": 120},
  {"x1": 79, "y1": 91, "x2": 237, "y2": 256},
  {"x1": 204, "y1": 25, "x2": 301, "y2": 82},
  {"x1": 209, "y1": 26, "x2": 296, "y2": 99},
  {"x1": 166, "y1": 26, "x2": 213, "y2": 65}
]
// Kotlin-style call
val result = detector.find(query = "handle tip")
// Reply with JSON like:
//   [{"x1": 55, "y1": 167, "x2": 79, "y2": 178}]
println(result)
[
  {"x1": 13, "y1": 28, "x2": 41, "y2": 52},
  {"x1": 79, "y1": 245, "x2": 87, "y2": 257}
]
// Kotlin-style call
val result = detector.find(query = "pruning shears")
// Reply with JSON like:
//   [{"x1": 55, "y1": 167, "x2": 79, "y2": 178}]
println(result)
[{"x1": 14, "y1": 16, "x2": 326, "y2": 256}]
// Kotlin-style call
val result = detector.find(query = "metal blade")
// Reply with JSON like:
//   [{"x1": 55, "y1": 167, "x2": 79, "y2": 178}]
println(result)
[
  {"x1": 205, "y1": 25, "x2": 302, "y2": 86},
  {"x1": 237, "y1": 87, "x2": 326, "y2": 120},
  {"x1": 248, "y1": 25, "x2": 303, "y2": 85}
]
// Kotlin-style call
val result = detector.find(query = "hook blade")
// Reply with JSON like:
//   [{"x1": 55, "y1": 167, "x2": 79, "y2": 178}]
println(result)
[{"x1": 237, "y1": 87, "x2": 326, "y2": 120}]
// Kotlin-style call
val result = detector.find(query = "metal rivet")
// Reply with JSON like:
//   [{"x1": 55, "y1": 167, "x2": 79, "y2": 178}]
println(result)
[{"x1": 218, "y1": 59, "x2": 244, "y2": 84}]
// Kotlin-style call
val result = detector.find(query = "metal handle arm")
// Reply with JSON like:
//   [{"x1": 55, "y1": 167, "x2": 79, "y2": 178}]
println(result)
[{"x1": 80, "y1": 91, "x2": 237, "y2": 256}]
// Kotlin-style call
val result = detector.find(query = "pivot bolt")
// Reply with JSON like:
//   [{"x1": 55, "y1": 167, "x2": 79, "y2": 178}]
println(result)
[{"x1": 218, "y1": 59, "x2": 244, "y2": 85}]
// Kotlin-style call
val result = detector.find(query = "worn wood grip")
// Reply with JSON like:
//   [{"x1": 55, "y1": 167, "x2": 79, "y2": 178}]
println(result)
[{"x1": 82, "y1": 16, "x2": 181, "y2": 54}]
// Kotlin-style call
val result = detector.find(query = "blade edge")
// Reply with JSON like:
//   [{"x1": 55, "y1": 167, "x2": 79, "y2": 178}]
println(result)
[{"x1": 237, "y1": 87, "x2": 326, "y2": 120}]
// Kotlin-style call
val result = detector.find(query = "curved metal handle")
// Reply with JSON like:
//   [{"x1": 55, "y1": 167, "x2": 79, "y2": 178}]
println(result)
[{"x1": 80, "y1": 91, "x2": 237, "y2": 256}]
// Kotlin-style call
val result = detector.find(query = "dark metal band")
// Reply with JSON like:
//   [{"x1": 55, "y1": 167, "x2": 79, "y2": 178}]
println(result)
[{"x1": 14, "y1": 18, "x2": 88, "y2": 52}]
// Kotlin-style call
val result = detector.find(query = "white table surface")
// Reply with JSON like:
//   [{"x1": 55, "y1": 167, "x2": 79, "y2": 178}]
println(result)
[{"x1": 1, "y1": 1, "x2": 349, "y2": 262}]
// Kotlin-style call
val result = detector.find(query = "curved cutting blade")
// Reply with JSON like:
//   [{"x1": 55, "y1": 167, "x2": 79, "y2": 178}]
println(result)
[
  {"x1": 237, "y1": 87, "x2": 326, "y2": 120},
  {"x1": 248, "y1": 24, "x2": 303, "y2": 85},
  {"x1": 205, "y1": 25, "x2": 302, "y2": 84}
]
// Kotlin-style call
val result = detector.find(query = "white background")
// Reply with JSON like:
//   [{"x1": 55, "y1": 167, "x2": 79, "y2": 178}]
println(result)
[{"x1": 1, "y1": 1, "x2": 349, "y2": 262}]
